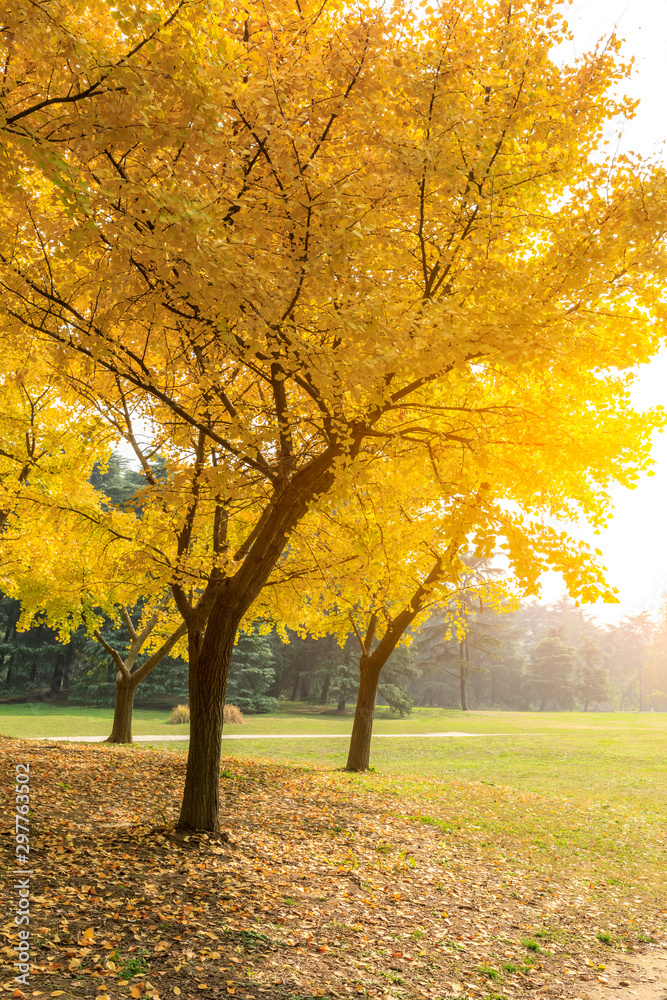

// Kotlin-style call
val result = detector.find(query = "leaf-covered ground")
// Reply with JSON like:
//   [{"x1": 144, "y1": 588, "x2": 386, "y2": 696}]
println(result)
[{"x1": 1, "y1": 741, "x2": 665, "y2": 1000}]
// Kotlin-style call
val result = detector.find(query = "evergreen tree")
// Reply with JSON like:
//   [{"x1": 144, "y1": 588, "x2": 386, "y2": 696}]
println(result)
[
  {"x1": 529, "y1": 632, "x2": 578, "y2": 710},
  {"x1": 377, "y1": 644, "x2": 419, "y2": 716},
  {"x1": 328, "y1": 641, "x2": 359, "y2": 714},
  {"x1": 226, "y1": 629, "x2": 277, "y2": 713},
  {"x1": 0, "y1": 594, "x2": 80, "y2": 698},
  {"x1": 577, "y1": 636, "x2": 612, "y2": 710},
  {"x1": 70, "y1": 608, "x2": 188, "y2": 708},
  {"x1": 645, "y1": 598, "x2": 667, "y2": 711},
  {"x1": 89, "y1": 453, "x2": 146, "y2": 509}
]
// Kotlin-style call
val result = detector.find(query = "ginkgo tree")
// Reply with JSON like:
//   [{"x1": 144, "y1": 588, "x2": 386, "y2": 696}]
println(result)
[
  {"x1": 1, "y1": 0, "x2": 667, "y2": 830},
  {"x1": 255, "y1": 373, "x2": 635, "y2": 772},
  {"x1": 0, "y1": 408, "x2": 188, "y2": 742}
]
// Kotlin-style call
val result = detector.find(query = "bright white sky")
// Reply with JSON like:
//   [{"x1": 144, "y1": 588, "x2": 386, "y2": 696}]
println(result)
[{"x1": 539, "y1": 0, "x2": 667, "y2": 624}]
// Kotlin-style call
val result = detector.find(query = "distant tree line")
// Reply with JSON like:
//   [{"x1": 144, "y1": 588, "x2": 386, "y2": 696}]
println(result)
[
  {"x1": 2, "y1": 454, "x2": 665, "y2": 715},
  {"x1": 3, "y1": 586, "x2": 667, "y2": 713}
]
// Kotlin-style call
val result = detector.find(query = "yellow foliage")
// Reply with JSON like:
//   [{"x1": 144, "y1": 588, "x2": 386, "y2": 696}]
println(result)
[{"x1": 0, "y1": 0, "x2": 665, "y2": 712}]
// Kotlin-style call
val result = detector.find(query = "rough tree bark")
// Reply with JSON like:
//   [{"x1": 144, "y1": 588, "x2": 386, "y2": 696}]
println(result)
[
  {"x1": 107, "y1": 674, "x2": 138, "y2": 743},
  {"x1": 320, "y1": 673, "x2": 331, "y2": 704},
  {"x1": 177, "y1": 601, "x2": 239, "y2": 831},
  {"x1": 49, "y1": 654, "x2": 64, "y2": 699}
]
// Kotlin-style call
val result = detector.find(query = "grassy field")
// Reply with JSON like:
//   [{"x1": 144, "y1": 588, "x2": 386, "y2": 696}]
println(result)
[
  {"x1": 4, "y1": 701, "x2": 667, "y2": 819},
  {"x1": 4, "y1": 704, "x2": 667, "y2": 951}
]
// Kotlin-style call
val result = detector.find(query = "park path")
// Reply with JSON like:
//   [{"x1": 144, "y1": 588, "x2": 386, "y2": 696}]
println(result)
[
  {"x1": 578, "y1": 950, "x2": 667, "y2": 1000},
  {"x1": 25, "y1": 730, "x2": 545, "y2": 742}
]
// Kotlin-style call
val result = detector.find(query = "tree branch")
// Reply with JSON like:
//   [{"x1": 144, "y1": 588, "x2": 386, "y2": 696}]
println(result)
[{"x1": 94, "y1": 630, "x2": 131, "y2": 682}]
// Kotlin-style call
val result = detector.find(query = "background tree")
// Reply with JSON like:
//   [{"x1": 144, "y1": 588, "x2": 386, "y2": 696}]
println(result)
[
  {"x1": 226, "y1": 629, "x2": 277, "y2": 714},
  {"x1": 645, "y1": 599, "x2": 667, "y2": 711},
  {"x1": 412, "y1": 554, "x2": 512, "y2": 711},
  {"x1": 617, "y1": 613, "x2": 654, "y2": 712},
  {"x1": 577, "y1": 635, "x2": 612, "y2": 711},
  {"x1": 529, "y1": 633, "x2": 578, "y2": 711}
]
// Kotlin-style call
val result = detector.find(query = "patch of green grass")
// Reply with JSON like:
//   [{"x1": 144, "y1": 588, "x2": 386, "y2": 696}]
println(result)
[
  {"x1": 157, "y1": 709, "x2": 667, "y2": 817},
  {"x1": 119, "y1": 953, "x2": 148, "y2": 978},
  {"x1": 597, "y1": 931, "x2": 612, "y2": 944},
  {"x1": 503, "y1": 963, "x2": 519, "y2": 973},
  {"x1": 522, "y1": 938, "x2": 540, "y2": 952},
  {"x1": 477, "y1": 965, "x2": 500, "y2": 981},
  {"x1": 0, "y1": 703, "x2": 186, "y2": 739},
  {"x1": 224, "y1": 929, "x2": 272, "y2": 949}
]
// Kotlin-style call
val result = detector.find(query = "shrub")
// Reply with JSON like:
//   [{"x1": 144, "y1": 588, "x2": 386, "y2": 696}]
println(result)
[
  {"x1": 168, "y1": 704, "x2": 190, "y2": 724},
  {"x1": 168, "y1": 702, "x2": 245, "y2": 724},
  {"x1": 224, "y1": 703, "x2": 244, "y2": 725}
]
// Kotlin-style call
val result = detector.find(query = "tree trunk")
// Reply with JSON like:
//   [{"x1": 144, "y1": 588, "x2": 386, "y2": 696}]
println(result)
[
  {"x1": 638, "y1": 656, "x2": 643, "y2": 712},
  {"x1": 460, "y1": 666, "x2": 469, "y2": 712},
  {"x1": 50, "y1": 655, "x2": 64, "y2": 698},
  {"x1": 320, "y1": 673, "x2": 331, "y2": 704},
  {"x1": 178, "y1": 608, "x2": 238, "y2": 832},
  {"x1": 291, "y1": 671, "x2": 302, "y2": 701},
  {"x1": 458, "y1": 640, "x2": 470, "y2": 712},
  {"x1": 62, "y1": 654, "x2": 71, "y2": 695},
  {"x1": 106, "y1": 674, "x2": 138, "y2": 743},
  {"x1": 346, "y1": 658, "x2": 382, "y2": 771},
  {"x1": 336, "y1": 695, "x2": 346, "y2": 714}
]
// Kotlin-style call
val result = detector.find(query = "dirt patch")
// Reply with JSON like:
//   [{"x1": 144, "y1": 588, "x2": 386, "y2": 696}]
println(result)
[{"x1": 574, "y1": 951, "x2": 666, "y2": 999}]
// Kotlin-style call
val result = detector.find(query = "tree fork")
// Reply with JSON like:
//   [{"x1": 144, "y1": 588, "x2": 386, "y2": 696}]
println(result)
[{"x1": 346, "y1": 556, "x2": 447, "y2": 772}]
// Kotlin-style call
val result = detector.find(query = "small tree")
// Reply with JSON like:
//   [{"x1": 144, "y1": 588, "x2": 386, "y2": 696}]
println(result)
[
  {"x1": 377, "y1": 645, "x2": 419, "y2": 716},
  {"x1": 92, "y1": 604, "x2": 186, "y2": 742}
]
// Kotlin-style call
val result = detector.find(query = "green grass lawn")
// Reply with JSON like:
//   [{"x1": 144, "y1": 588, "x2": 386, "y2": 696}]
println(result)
[
  {"x1": 5, "y1": 702, "x2": 666, "y2": 819},
  {"x1": 4, "y1": 702, "x2": 667, "y2": 919}
]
